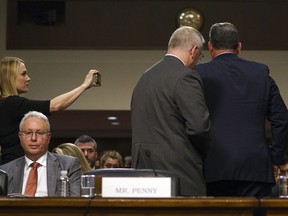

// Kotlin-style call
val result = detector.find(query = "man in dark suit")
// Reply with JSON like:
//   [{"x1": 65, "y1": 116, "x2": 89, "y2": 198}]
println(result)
[
  {"x1": 195, "y1": 22, "x2": 288, "y2": 198},
  {"x1": 131, "y1": 26, "x2": 211, "y2": 196},
  {"x1": 0, "y1": 111, "x2": 81, "y2": 196}
]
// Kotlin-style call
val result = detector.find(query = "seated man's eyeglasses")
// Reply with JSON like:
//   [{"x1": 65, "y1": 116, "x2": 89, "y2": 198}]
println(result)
[{"x1": 20, "y1": 131, "x2": 50, "y2": 138}]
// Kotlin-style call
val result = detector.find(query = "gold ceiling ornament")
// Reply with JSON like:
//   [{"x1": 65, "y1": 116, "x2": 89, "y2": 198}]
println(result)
[{"x1": 178, "y1": 8, "x2": 203, "y2": 30}]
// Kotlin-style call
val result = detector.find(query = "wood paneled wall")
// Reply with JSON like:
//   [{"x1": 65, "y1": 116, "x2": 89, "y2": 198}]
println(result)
[{"x1": 7, "y1": 0, "x2": 288, "y2": 50}]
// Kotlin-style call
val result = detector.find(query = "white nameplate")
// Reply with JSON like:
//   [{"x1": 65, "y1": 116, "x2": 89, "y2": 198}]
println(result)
[{"x1": 101, "y1": 177, "x2": 172, "y2": 198}]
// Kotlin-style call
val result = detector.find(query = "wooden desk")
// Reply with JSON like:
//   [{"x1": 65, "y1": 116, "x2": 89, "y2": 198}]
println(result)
[
  {"x1": 0, "y1": 197, "x2": 258, "y2": 216},
  {"x1": 260, "y1": 198, "x2": 288, "y2": 216}
]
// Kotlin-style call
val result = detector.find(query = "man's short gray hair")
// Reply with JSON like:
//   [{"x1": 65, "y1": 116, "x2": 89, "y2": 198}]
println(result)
[
  {"x1": 168, "y1": 26, "x2": 205, "y2": 52},
  {"x1": 19, "y1": 111, "x2": 50, "y2": 131}
]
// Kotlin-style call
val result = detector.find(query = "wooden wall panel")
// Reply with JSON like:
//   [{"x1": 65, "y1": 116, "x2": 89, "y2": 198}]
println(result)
[{"x1": 7, "y1": 0, "x2": 288, "y2": 50}]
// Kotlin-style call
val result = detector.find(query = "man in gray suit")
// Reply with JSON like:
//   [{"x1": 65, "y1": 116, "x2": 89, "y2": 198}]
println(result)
[
  {"x1": 0, "y1": 111, "x2": 81, "y2": 197},
  {"x1": 131, "y1": 26, "x2": 211, "y2": 196}
]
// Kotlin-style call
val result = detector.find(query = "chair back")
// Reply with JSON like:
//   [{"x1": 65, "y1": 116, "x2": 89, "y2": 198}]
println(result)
[
  {"x1": 85, "y1": 168, "x2": 180, "y2": 196},
  {"x1": 0, "y1": 169, "x2": 8, "y2": 196}
]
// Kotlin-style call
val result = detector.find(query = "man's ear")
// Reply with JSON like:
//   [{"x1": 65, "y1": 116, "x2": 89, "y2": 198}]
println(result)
[
  {"x1": 188, "y1": 46, "x2": 198, "y2": 61},
  {"x1": 208, "y1": 41, "x2": 213, "y2": 51},
  {"x1": 235, "y1": 42, "x2": 242, "y2": 55}
]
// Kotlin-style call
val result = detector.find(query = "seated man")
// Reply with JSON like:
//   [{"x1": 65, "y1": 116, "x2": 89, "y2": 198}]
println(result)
[
  {"x1": 100, "y1": 150, "x2": 123, "y2": 168},
  {"x1": 0, "y1": 111, "x2": 81, "y2": 197}
]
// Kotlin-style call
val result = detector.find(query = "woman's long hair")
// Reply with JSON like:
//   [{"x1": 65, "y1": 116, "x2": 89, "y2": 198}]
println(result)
[
  {"x1": 0, "y1": 57, "x2": 24, "y2": 99},
  {"x1": 53, "y1": 143, "x2": 92, "y2": 174}
]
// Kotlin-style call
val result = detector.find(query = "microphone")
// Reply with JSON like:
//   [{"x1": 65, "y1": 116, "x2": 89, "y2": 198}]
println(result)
[{"x1": 145, "y1": 150, "x2": 158, "y2": 177}]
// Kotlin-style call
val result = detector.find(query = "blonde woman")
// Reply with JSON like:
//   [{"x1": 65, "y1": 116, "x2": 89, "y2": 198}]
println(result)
[
  {"x1": 0, "y1": 57, "x2": 99, "y2": 164},
  {"x1": 53, "y1": 143, "x2": 91, "y2": 174},
  {"x1": 100, "y1": 150, "x2": 123, "y2": 168}
]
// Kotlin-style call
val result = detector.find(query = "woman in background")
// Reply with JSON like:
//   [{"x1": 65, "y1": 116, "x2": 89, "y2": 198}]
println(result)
[
  {"x1": 0, "y1": 56, "x2": 99, "y2": 164},
  {"x1": 100, "y1": 150, "x2": 123, "y2": 169},
  {"x1": 53, "y1": 143, "x2": 91, "y2": 174}
]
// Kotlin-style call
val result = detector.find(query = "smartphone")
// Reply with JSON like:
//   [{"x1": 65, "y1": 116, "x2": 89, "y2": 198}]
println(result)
[{"x1": 95, "y1": 72, "x2": 101, "y2": 87}]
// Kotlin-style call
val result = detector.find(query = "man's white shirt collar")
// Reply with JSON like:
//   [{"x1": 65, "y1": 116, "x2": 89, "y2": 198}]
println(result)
[
  {"x1": 25, "y1": 152, "x2": 48, "y2": 169},
  {"x1": 165, "y1": 54, "x2": 185, "y2": 65}
]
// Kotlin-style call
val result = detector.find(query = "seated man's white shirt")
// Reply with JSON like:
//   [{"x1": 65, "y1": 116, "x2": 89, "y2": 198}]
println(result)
[{"x1": 22, "y1": 153, "x2": 48, "y2": 197}]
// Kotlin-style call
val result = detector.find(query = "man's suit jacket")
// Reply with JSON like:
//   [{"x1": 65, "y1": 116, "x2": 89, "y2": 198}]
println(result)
[
  {"x1": 195, "y1": 53, "x2": 288, "y2": 183},
  {"x1": 0, "y1": 152, "x2": 81, "y2": 196},
  {"x1": 131, "y1": 55, "x2": 211, "y2": 196}
]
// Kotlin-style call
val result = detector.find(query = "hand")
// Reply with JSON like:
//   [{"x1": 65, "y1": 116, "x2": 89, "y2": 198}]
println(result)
[{"x1": 81, "y1": 69, "x2": 99, "y2": 89}]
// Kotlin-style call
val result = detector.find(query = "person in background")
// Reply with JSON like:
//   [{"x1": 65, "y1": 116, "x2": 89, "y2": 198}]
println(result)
[
  {"x1": 95, "y1": 159, "x2": 100, "y2": 169},
  {"x1": 0, "y1": 57, "x2": 99, "y2": 164},
  {"x1": 271, "y1": 139, "x2": 288, "y2": 197},
  {"x1": 195, "y1": 22, "x2": 288, "y2": 198},
  {"x1": 52, "y1": 143, "x2": 91, "y2": 174},
  {"x1": 0, "y1": 111, "x2": 81, "y2": 197},
  {"x1": 124, "y1": 155, "x2": 132, "y2": 168},
  {"x1": 74, "y1": 135, "x2": 98, "y2": 169},
  {"x1": 100, "y1": 150, "x2": 123, "y2": 168},
  {"x1": 131, "y1": 26, "x2": 211, "y2": 196}
]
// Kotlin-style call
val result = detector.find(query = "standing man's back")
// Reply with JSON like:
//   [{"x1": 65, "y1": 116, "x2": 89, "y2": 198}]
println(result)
[
  {"x1": 195, "y1": 22, "x2": 288, "y2": 198},
  {"x1": 131, "y1": 26, "x2": 211, "y2": 196}
]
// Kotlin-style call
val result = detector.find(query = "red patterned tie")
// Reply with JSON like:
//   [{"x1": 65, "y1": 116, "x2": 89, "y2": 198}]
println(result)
[{"x1": 24, "y1": 162, "x2": 40, "y2": 196}]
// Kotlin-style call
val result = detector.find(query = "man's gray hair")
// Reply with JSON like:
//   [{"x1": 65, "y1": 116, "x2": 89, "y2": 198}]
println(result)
[
  {"x1": 19, "y1": 111, "x2": 50, "y2": 131},
  {"x1": 74, "y1": 135, "x2": 97, "y2": 151},
  {"x1": 168, "y1": 26, "x2": 205, "y2": 52}
]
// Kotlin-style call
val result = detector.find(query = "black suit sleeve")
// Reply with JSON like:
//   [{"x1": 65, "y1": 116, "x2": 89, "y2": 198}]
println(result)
[{"x1": 267, "y1": 76, "x2": 288, "y2": 165}]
